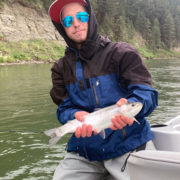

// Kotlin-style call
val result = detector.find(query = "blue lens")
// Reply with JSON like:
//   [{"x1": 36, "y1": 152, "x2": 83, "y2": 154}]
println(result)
[
  {"x1": 62, "y1": 16, "x2": 73, "y2": 28},
  {"x1": 62, "y1": 12, "x2": 89, "y2": 28},
  {"x1": 76, "y1": 12, "x2": 89, "y2": 23}
]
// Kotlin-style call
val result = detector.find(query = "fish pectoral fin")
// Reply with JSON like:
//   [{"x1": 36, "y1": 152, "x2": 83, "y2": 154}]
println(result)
[
  {"x1": 111, "y1": 113, "x2": 122, "y2": 118},
  {"x1": 96, "y1": 128, "x2": 106, "y2": 139},
  {"x1": 133, "y1": 117, "x2": 140, "y2": 125}
]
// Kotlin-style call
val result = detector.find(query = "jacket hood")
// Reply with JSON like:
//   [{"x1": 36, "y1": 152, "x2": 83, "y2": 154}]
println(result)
[{"x1": 52, "y1": 0, "x2": 99, "y2": 50}]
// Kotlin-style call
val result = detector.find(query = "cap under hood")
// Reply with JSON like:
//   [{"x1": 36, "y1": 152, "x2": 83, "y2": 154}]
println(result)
[{"x1": 51, "y1": 0, "x2": 99, "y2": 50}]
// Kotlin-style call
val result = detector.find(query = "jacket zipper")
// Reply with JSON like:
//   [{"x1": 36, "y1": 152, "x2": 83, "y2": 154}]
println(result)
[{"x1": 92, "y1": 84, "x2": 100, "y2": 108}]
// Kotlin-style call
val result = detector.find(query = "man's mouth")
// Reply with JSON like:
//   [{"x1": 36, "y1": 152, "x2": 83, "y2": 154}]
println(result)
[{"x1": 74, "y1": 29, "x2": 84, "y2": 34}]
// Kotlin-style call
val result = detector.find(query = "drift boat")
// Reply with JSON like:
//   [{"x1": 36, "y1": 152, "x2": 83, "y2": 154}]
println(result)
[{"x1": 128, "y1": 115, "x2": 180, "y2": 180}]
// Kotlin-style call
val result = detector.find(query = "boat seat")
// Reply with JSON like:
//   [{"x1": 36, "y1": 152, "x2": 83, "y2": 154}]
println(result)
[{"x1": 128, "y1": 150, "x2": 180, "y2": 180}]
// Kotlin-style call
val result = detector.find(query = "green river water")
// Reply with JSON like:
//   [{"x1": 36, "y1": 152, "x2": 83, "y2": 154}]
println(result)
[{"x1": 0, "y1": 59, "x2": 180, "y2": 179}]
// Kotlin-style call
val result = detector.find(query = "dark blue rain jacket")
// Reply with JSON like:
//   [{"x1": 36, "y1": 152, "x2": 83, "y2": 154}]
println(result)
[{"x1": 50, "y1": 0, "x2": 158, "y2": 161}]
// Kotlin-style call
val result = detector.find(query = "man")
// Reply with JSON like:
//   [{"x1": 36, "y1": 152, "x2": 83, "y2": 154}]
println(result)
[{"x1": 49, "y1": 0, "x2": 158, "y2": 179}]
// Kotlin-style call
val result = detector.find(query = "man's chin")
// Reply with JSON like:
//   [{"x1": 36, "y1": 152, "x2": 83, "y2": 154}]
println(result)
[{"x1": 72, "y1": 39, "x2": 86, "y2": 46}]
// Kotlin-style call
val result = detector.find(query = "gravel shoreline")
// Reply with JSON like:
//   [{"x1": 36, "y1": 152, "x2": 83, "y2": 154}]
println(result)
[{"x1": 0, "y1": 60, "x2": 55, "y2": 66}]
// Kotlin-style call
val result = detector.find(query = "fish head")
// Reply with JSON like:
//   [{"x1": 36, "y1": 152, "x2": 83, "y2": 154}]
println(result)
[{"x1": 119, "y1": 102, "x2": 143, "y2": 118}]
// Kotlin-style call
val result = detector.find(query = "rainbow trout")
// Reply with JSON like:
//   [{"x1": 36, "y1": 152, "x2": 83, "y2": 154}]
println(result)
[{"x1": 44, "y1": 102, "x2": 142, "y2": 146}]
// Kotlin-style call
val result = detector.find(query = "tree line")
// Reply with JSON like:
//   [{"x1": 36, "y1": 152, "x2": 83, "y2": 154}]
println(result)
[
  {"x1": 10, "y1": 0, "x2": 179, "y2": 50},
  {"x1": 90, "y1": 0, "x2": 180, "y2": 50}
]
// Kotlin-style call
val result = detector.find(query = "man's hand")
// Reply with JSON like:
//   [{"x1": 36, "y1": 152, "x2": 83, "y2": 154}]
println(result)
[
  {"x1": 110, "y1": 98, "x2": 134, "y2": 130},
  {"x1": 74, "y1": 111, "x2": 98, "y2": 138}
]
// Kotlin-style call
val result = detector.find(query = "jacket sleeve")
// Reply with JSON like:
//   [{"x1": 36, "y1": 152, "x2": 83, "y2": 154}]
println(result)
[
  {"x1": 50, "y1": 61, "x2": 81, "y2": 125},
  {"x1": 125, "y1": 84, "x2": 158, "y2": 117},
  {"x1": 119, "y1": 48, "x2": 158, "y2": 117}
]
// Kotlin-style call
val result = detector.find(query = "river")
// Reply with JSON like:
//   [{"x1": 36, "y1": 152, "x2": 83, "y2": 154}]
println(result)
[{"x1": 0, "y1": 59, "x2": 180, "y2": 179}]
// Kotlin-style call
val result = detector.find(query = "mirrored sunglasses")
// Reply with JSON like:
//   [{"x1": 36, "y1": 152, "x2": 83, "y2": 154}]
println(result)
[{"x1": 62, "y1": 12, "x2": 89, "y2": 28}]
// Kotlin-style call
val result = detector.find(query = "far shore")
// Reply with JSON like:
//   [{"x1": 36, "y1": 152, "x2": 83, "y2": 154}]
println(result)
[
  {"x1": 0, "y1": 60, "x2": 55, "y2": 66},
  {"x1": 0, "y1": 57, "x2": 180, "y2": 66}
]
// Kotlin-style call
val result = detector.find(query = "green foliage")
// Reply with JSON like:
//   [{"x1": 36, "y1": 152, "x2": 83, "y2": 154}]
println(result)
[
  {"x1": 136, "y1": 45, "x2": 180, "y2": 59},
  {"x1": 162, "y1": 13, "x2": 176, "y2": 48},
  {"x1": 150, "y1": 18, "x2": 161, "y2": 50},
  {"x1": 13, "y1": 51, "x2": 28, "y2": 60},
  {"x1": 126, "y1": 18, "x2": 135, "y2": 41},
  {"x1": 103, "y1": 13, "x2": 111, "y2": 37},
  {"x1": 141, "y1": 0, "x2": 155, "y2": 23},
  {"x1": 0, "y1": 0, "x2": 180, "y2": 60},
  {"x1": 136, "y1": 46, "x2": 155, "y2": 59},
  {"x1": 174, "y1": 15, "x2": 180, "y2": 44},
  {"x1": 0, "y1": 38, "x2": 65, "y2": 63},
  {"x1": 0, "y1": 57, "x2": 5, "y2": 63},
  {"x1": 6, "y1": 57, "x2": 16, "y2": 62},
  {"x1": 114, "y1": 16, "x2": 126, "y2": 41},
  {"x1": 88, "y1": 0, "x2": 180, "y2": 50}
]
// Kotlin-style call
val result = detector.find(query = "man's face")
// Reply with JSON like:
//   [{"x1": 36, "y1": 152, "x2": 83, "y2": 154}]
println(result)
[{"x1": 61, "y1": 3, "x2": 88, "y2": 48}]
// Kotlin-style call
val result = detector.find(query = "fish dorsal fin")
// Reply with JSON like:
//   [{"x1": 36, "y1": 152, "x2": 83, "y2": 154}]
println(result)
[{"x1": 96, "y1": 127, "x2": 106, "y2": 139}]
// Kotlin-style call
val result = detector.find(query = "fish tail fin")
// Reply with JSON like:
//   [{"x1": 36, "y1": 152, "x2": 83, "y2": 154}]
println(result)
[
  {"x1": 49, "y1": 136, "x2": 61, "y2": 146},
  {"x1": 44, "y1": 128, "x2": 62, "y2": 146},
  {"x1": 44, "y1": 123, "x2": 73, "y2": 146},
  {"x1": 44, "y1": 128, "x2": 58, "y2": 138}
]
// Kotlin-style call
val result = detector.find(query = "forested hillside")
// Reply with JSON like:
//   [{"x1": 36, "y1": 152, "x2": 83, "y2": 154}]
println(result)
[
  {"x1": 1, "y1": 0, "x2": 180, "y2": 50},
  {"x1": 29, "y1": 0, "x2": 180, "y2": 50},
  {"x1": 90, "y1": 0, "x2": 180, "y2": 50},
  {"x1": 0, "y1": 0, "x2": 180, "y2": 61}
]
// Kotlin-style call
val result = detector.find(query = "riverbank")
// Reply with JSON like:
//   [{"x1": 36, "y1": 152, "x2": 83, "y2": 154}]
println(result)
[
  {"x1": 0, "y1": 37, "x2": 179, "y2": 66},
  {"x1": 136, "y1": 45, "x2": 180, "y2": 59},
  {"x1": 0, "y1": 37, "x2": 65, "y2": 65},
  {"x1": 0, "y1": 60, "x2": 54, "y2": 66}
]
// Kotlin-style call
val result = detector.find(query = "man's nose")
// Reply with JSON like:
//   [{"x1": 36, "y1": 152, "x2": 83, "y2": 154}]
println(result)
[{"x1": 72, "y1": 17, "x2": 81, "y2": 27}]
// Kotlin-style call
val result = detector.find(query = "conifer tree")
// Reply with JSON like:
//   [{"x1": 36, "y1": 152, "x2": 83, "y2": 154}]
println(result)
[
  {"x1": 126, "y1": 0, "x2": 143, "y2": 23},
  {"x1": 106, "y1": 0, "x2": 119, "y2": 25},
  {"x1": 114, "y1": 16, "x2": 126, "y2": 41},
  {"x1": 153, "y1": 0, "x2": 170, "y2": 36},
  {"x1": 91, "y1": 0, "x2": 180, "y2": 49},
  {"x1": 126, "y1": 18, "x2": 134, "y2": 41},
  {"x1": 96, "y1": 0, "x2": 107, "y2": 26},
  {"x1": 144, "y1": 18, "x2": 151, "y2": 43},
  {"x1": 103, "y1": 13, "x2": 111, "y2": 37},
  {"x1": 134, "y1": 10, "x2": 147, "y2": 38},
  {"x1": 90, "y1": 0, "x2": 98, "y2": 15},
  {"x1": 174, "y1": 15, "x2": 180, "y2": 44},
  {"x1": 141, "y1": 0, "x2": 155, "y2": 23},
  {"x1": 177, "y1": 5, "x2": 180, "y2": 18},
  {"x1": 162, "y1": 13, "x2": 176, "y2": 49},
  {"x1": 151, "y1": 18, "x2": 161, "y2": 49}
]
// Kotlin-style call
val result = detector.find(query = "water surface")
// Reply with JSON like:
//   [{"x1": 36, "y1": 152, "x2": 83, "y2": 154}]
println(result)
[{"x1": 0, "y1": 59, "x2": 180, "y2": 179}]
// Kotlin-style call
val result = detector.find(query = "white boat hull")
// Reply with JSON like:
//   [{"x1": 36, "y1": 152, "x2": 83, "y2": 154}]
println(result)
[{"x1": 128, "y1": 115, "x2": 180, "y2": 180}]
